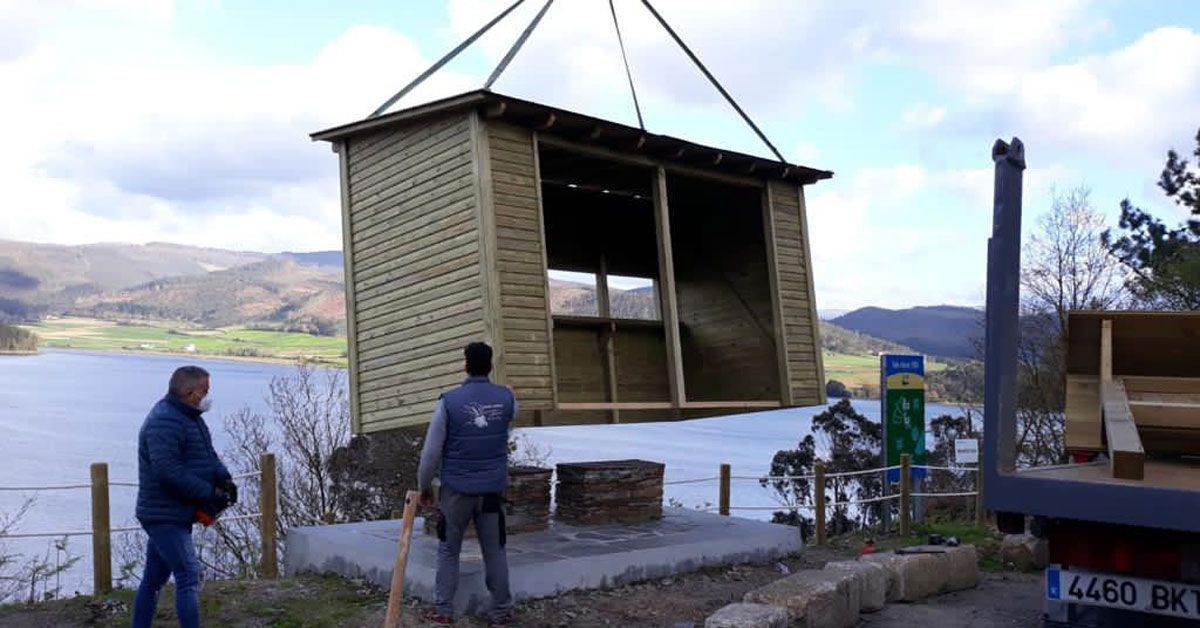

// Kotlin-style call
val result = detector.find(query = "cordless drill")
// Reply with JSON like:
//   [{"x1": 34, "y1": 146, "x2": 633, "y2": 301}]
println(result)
[{"x1": 196, "y1": 481, "x2": 238, "y2": 527}]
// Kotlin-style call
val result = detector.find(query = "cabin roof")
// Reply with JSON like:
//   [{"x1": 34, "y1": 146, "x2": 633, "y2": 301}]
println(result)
[{"x1": 311, "y1": 90, "x2": 833, "y2": 186}]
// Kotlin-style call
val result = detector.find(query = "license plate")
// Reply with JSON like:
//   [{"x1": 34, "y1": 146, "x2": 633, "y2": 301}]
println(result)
[{"x1": 1046, "y1": 566, "x2": 1200, "y2": 620}]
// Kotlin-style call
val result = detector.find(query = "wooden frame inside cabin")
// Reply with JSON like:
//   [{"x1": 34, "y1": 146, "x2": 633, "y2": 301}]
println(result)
[{"x1": 313, "y1": 91, "x2": 832, "y2": 433}]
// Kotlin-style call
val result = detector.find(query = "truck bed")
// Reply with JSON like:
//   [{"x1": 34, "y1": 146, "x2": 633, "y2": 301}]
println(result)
[{"x1": 1017, "y1": 458, "x2": 1200, "y2": 491}]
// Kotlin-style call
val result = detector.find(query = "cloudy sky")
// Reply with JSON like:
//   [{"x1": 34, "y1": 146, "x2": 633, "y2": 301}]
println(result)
[{"x1": 2, "y1": 1, "x2": 1198, "y2": 310}]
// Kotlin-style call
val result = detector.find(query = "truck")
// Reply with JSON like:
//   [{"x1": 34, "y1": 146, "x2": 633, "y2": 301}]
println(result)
[{"x1": 984, "y1": 138, "x2": 1200, "y2": 627}]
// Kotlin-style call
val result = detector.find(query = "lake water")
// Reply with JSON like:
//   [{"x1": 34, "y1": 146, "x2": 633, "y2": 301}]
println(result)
[
  {"x1": 0, "y1": 349, "x2": 969, "y2": 596},
  {"x1": 0, "y1": 350, "x2": 301, "y2": 597}
]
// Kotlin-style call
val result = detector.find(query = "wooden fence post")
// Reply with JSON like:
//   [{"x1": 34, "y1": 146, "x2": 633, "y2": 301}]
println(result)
[
  {"x1": 814, "y1": 463, "x2": 826, "y2": 546},
  {"x1": 259, "y1": 452, "x2": 278, "y2": 579},
  {"x1": 718, "y1": 463, "x2": 731, "y2": 516},
  {"x1": 90, "y1": 463, "x2": 112, "y2": 595},
  {"x1": 976, "y1": 450, "x2": 986, "y2": 528},
  {"x1": 899, "y1": 454, "x2": 911, "y2": 537}
]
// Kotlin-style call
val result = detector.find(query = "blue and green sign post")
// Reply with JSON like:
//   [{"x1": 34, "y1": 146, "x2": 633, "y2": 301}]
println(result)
[{"x1": 882, "y1": 354, "x2": 926, "y2": 484}]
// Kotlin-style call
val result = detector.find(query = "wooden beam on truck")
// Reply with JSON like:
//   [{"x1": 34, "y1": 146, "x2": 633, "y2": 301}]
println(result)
[
  {"x1": 1102, "y1": 378, "x2": 1145, "y2": 480},
  {"x1": 1098, "y1": 320, "x2": 1145, "y2": 479},
  {"x1": 1064, "y1": 374, "x2": 1102, "y2": 450}
]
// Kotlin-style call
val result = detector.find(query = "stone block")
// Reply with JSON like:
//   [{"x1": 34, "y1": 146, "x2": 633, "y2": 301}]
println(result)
[
  {"x1": 822, "y1": 560, "x2": 887, "y2": 612},
  {"x1": 893, "y1": 545, "x2": 978, "y2": 592},
  {"x1": 421, "y1": 466, "x2": 553, "y2": 538},
  {"x1": 1001, "y1": 534, "x2": 1048, "y2": 571},
  {"x1": 743, "y1": 569, "x2": 858, "y2": 628},
  {"x1": 859, "y1": 551, "x2": 943, "y2": 602},
  {"x1": 506, "y1": 465, "x2": 552, "y2": 533},
  {"x1": 704, "y1": 603, "x2": 789, "y2": 628},
  {"x1": 556, "y1": 460, "x2": 665, "y2": 525}
]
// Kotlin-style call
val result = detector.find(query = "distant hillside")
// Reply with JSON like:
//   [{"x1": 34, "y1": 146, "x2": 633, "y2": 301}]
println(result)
[
  {"x1": 280, "y1": 250, "x2": 343, "y2": 272},
  {"x1": 820, "y1": 320, "x2": 915, "y2": 355},
  {"x1": 547, "y1": 278, "x2": 660, "y2": 319},
  {"x1": 73, "y1": 258, "x2": 345, "y2": 335},
  {"x1": 0, "y1": 240, "x2": 268, "y2": 321},
  {"x1": 832, "y1": 305, "x2": 982, "y2": 359}
]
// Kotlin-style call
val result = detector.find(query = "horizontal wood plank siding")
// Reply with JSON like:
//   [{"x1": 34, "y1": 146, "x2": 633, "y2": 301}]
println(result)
[
  {"x1": 769, "y1": 180, "x2": 823, "y2": 405},
  {"x1": 487, "y1": 122, "x2": 555, "y2": 408},
  {"x1": 345, "y1": 113, "x2": 484, "y2": 432}
]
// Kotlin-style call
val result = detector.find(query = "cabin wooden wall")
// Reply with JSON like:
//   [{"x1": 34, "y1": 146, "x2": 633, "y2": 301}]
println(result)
[
  {"x1": 342, "y1": 113, "x2": 484, "y2": 433},
  {"x1": 484, "y1": 122, "x2": 556, "y2": 412},
  {"x1": 767, "y1": 180, "x2": 826, "y2": 406}
]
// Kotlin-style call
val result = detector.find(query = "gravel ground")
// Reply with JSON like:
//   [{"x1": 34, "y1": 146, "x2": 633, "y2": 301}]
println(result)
[
  {"x1": 859, "y1": 572, "x2": 1043, "y2": 627},
  {"x1": 1, "y1": 548, "x2": 1046, "y2": 627}
]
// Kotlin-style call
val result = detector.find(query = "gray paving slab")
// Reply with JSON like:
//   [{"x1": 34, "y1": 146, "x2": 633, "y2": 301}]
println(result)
[{"x1": 284, "y1": 507, "x2": 803, "y2": 616}]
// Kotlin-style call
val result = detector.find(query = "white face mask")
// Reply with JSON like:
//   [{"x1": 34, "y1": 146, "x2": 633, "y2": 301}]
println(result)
[{"x1": 198, "y1": 396, "x2": 213, "y2": 413}]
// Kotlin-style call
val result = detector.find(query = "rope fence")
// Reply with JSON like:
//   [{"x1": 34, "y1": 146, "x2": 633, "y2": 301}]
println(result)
[
  {"x1": 0, "y1": 453, "x2": 279, "y2": 594},
  {"x1": 666, "y1": 453, "x2": 987, "y2": 544},
  {"x1": 673, "y1": 464, "x2": 976, "y2": 486}
]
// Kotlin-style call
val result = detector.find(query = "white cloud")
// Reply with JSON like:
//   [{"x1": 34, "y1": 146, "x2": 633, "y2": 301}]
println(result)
[
  {"x1": 901, "y1": 103, "x2": 947, "y2": 131},
  {"x1": 0, "y1": 10, "x2": 475, "y2": 252},
  {"x1": 860, "y1": 0, "x2": 1097, "y2": 97},
  {"x1": 807, "y1": 165, "x2": 932, "y2": 309},
  {"x1": 935, "y1": 163, "x2": 1079, "y2": 217},
  {"x1": 1006, "y1": 27, "x2": 1200, "y2": 168}
]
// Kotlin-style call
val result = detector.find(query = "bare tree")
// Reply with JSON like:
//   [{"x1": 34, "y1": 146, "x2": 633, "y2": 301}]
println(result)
[
  {"x1": 1010, "y1": 185, "x2": 1124, "y2": 467},
  {"x1": 0, "y1": 499, "x2": 79, "y2": 604},
  {"x1": 1023, "y1": 185, "x2": 1127, "y2": 336}
]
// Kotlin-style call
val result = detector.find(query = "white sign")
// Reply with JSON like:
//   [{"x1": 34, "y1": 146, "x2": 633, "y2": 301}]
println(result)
[{"x1": 955, "y1": 439, "x2": 979, "y2": 464}]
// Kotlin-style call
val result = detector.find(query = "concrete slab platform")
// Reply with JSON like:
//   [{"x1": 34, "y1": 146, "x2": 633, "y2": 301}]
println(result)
[{"x1": 285, "y1": 508, "x2": 802, "y2": 616}]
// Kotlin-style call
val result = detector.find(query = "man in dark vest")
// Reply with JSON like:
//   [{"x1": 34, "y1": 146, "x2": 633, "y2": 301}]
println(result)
[{"x1": 418, "y1": 342, "x2": 515, "y2": 626}]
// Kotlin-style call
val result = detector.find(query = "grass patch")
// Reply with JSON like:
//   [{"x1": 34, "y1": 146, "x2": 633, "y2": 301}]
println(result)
[
  {"x1": 823, "y1": 351, "x2": 948, "y2": 391},
  {"x1": 821, "y1": 519, "x2": 1006, "y2": 572},
  {"x1": 20, "y1": 317, "x2": 347, "y2": 366},
  {"x1": 0, "y1": 575, "x2": 385, "y2": 627}
]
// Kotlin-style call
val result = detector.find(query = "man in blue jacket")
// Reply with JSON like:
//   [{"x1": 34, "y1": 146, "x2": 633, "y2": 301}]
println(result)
[
  {"x1": 418, "y1": 342, "x2": 516, "y2": 627},
  {"x1": 133, "y1": 366, "x2": 236, "y2": 628}
]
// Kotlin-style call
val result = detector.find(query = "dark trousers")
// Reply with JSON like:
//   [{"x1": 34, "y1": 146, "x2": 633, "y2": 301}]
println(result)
[
  {"x1": 132, "y1": 523, "x2": 201, "y2": 628},
  {"x1": 435, "y1": 487, "x2": 512, "y2": 620}
]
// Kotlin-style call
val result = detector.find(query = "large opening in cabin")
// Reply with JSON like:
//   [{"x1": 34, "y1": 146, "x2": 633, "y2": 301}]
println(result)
[
  {"x1": 537, "y1": 143, "x2": 780, "y2": 412},
  {"x1": 667, "y1": 174, "x2": 780, "y2": 402}
]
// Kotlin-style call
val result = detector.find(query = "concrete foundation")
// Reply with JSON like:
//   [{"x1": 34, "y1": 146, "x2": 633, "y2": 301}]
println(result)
[{"x1": 285, "y1": 508, "x2": 802, "y2": 616}]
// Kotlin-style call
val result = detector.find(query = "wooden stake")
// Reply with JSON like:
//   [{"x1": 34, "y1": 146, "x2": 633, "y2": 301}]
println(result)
[
  {"x1": 718, "y1": 464, "x2": 731, "y2": 516},
  {"x1": 260, "y1": 453, "x2": 279, "y2": 579},
  {"x1": 814, "y1": 463, "x2": 826, "y2": 546},
  {"x1": 384, "y1": 490, "x2": 422, "y2": 628},
  {"x1": 899, "y1": 454, "x2": 911, "y2": 537},
  {"x1": 90, "y1": 463, "x2": 112, "y2": 595}
]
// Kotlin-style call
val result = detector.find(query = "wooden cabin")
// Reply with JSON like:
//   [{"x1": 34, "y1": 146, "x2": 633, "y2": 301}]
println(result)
[
  {"x1": 1064, "y1": 311, "x2": 1200, "y2": 480},
  {"x1": 312, "y1": 91, "x2": 833, "y2": 433}
]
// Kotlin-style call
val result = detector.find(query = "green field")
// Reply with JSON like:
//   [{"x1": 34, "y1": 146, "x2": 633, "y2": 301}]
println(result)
[
  {"x1": 21, "y1": 317, "x2": 347, "y2": 366},
  {"x1": 823, "y1": 350, "x2": 947, "y2": 394}
]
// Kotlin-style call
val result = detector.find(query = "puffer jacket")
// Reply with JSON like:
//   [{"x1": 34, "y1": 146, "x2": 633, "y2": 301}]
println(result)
[{"x1": 136, "y1": 394, "x2": 231, "y2": 526}]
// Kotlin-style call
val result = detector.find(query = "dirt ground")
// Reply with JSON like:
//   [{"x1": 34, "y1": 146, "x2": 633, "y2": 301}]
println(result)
[{"x1": 0, "y1": 542, "x2": 1045, "y2": 628}]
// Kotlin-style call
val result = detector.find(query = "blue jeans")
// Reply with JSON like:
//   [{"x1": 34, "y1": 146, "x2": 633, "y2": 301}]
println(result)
[{"x1": 132, "y1": 523, "x2": 200, "y2": 628}]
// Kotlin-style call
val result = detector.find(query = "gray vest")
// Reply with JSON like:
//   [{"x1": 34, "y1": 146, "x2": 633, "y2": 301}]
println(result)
[{"x1": 440, "y1": 377, "x2": 514, "y2": 494}]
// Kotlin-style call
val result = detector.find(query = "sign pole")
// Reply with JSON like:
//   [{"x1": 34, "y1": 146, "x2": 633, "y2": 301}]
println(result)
[{"x1": 882, "y1": 354, "x2": 926, "y2": 530}]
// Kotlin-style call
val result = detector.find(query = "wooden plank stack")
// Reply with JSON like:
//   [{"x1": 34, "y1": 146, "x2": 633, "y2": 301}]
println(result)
[
  {"x1": 556, "y1": 460, "x2": 665, "y2": 525},
  {"x1": 1064, "y1": 311, "x2": 1200, "y2": 479}
]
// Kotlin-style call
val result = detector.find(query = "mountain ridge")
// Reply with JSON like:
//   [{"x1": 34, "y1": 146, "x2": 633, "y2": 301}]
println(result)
[{"x1": 832, "y1": 305, "x2": 981, "y2": 359}]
